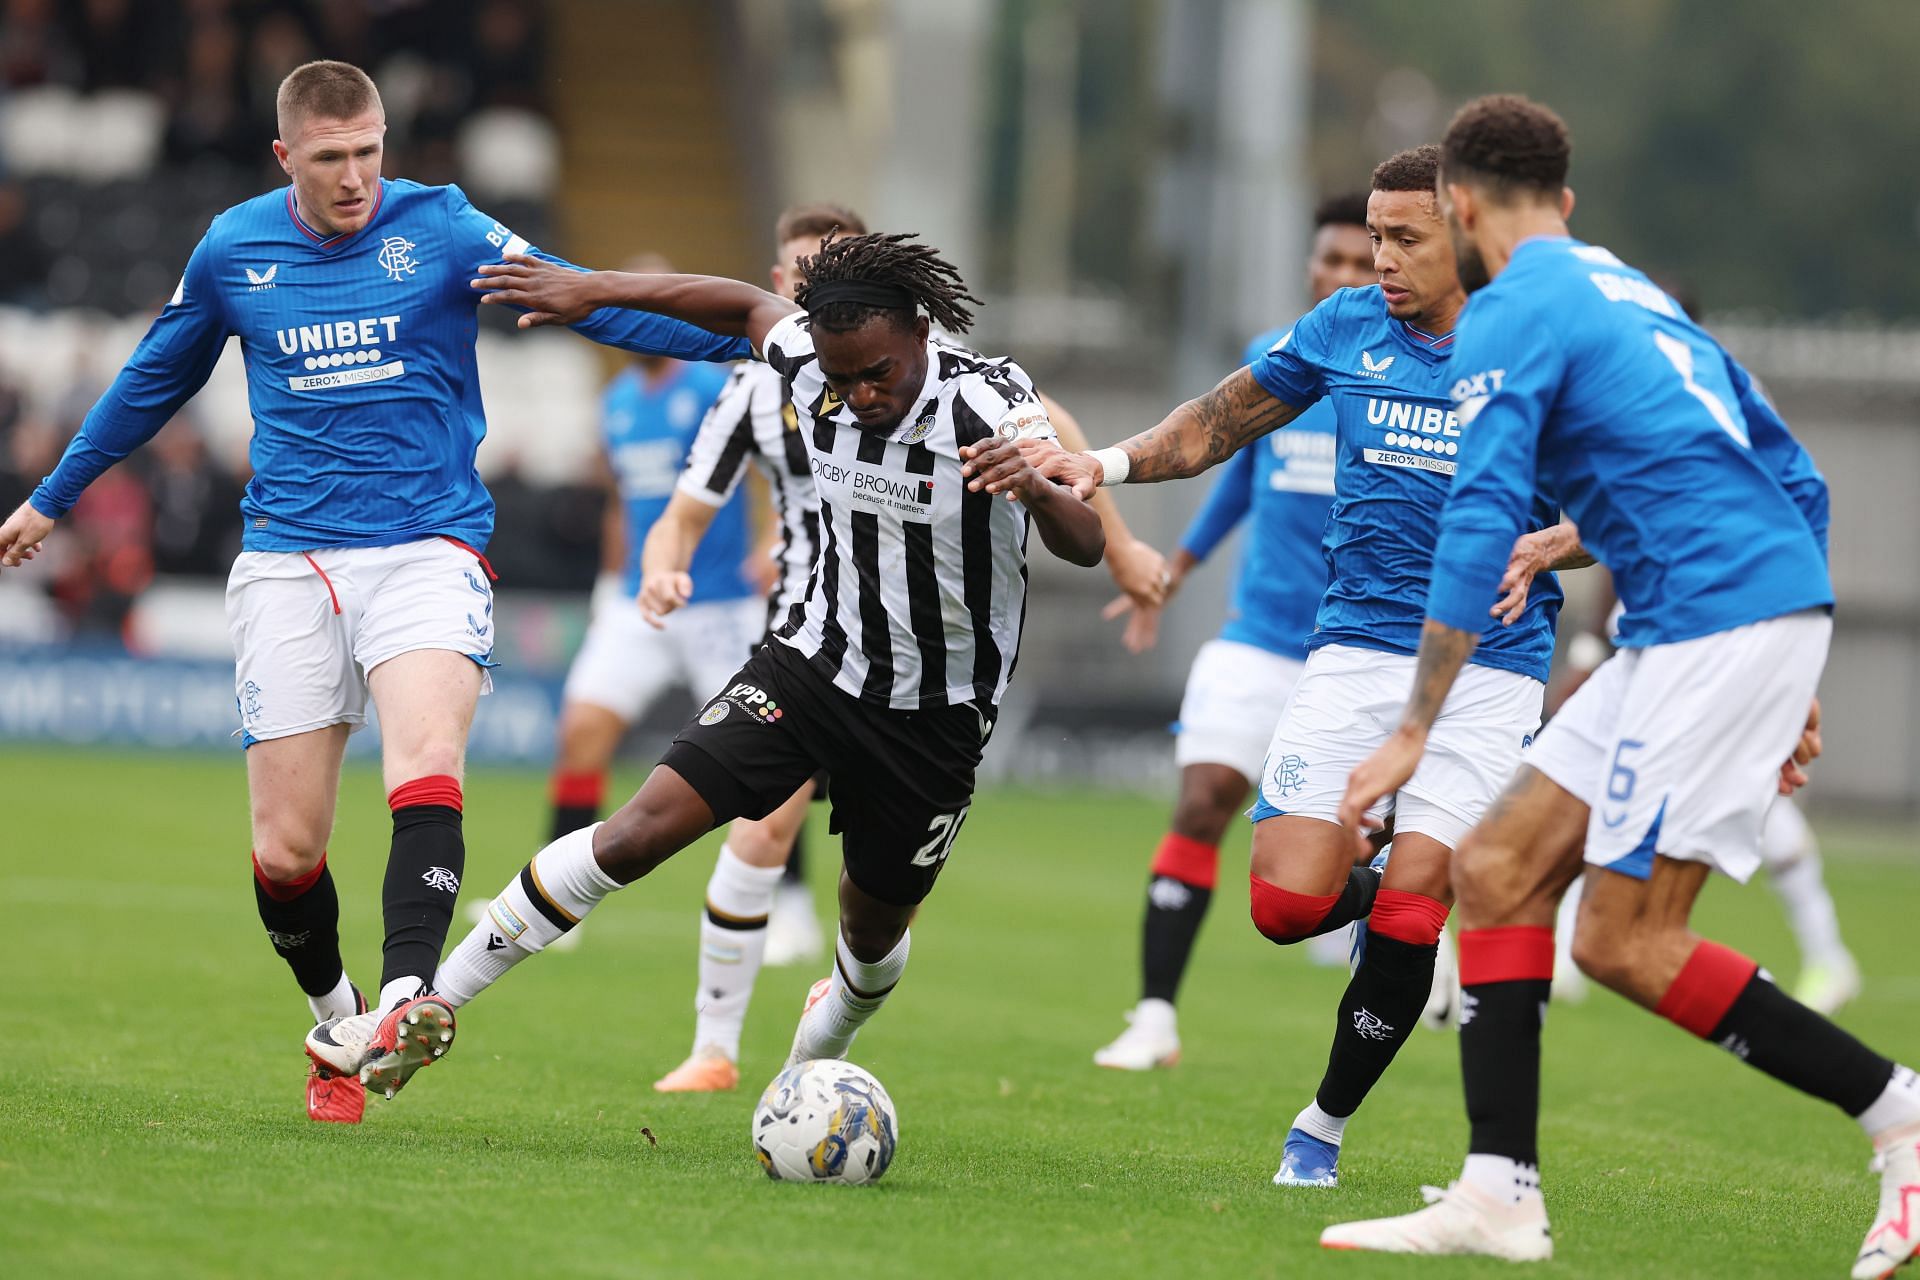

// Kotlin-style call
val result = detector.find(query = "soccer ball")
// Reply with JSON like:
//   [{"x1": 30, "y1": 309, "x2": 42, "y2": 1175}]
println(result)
[{"x1": 752, "y1": 1058, "x2": 898, "y2": 1185}]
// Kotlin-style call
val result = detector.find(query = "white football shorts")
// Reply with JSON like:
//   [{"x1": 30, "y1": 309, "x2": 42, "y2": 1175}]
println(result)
[
  {"x1": 1528, "y1": 609, "x2": 1831, "y2": 885},
  {"x1": 1174, "y1": 638, "x2": 1308, "y2": 780},
  {"x1": 1251, "y1": 642, "x2": 1545, "y2": 848},
  {"x1": 225, "y1": 537, "x2": 497, "y2": 746},
  {"x1": 562, "y1": 587, "x2": 763, "y2": 722}
]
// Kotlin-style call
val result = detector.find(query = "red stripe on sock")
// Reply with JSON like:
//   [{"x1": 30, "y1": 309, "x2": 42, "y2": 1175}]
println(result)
[
  {"x1": 388, "y1": 774, "x2": 463, "y2": 813},
  {"x1": 1370, "y1": 889, "x2": 1450, "y2": 945},
  {"x1": 253, "y1": 850, "x2": 327, "y2": 902},
  {"x1": 1248, "y1": 874, "x2": 1340, "y2": 943},
  {"x1": 1655, "y1": 940, "x2": 1759, "y2": 1038},
  {"x1": 1459, "y1": 925, "x2": 1555, "y2": 985},
  {"x1": 549, "y1": 769, "x2": 607, "y2": 810},
  {"x1": 1149, "y1": 832, "x2": 1220, "y2": 890}
]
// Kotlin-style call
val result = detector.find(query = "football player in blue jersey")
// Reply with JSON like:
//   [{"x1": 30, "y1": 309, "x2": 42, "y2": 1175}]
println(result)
[
  {"x1": 1018, "y1": 145, "x2": 1582, "y2": 1190},
  {"x1": 1091, "y1": 193, "x2": 1374, "y2": 1073},
  {"x1": 1321, "y1": 96, "x2": 1920, "y2": 1277},
  {"x1": 0, "y1": 61, "x2": 748, "y2": 1125}
]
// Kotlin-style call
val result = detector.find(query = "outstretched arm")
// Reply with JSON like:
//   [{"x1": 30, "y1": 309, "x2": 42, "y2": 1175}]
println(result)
[
  {"x1": 1004, "y1": 367, "x2": 1305, "y2": 500},
  {"x1": 958, "y1": 436, "x2": 1105, "y2": 566},
  {"x1": 474, "y1": 254, "x2": 798, "y2": 357},
  {"x1": 1042, "y1": 391, "x2": 1167, "y2": 608}
]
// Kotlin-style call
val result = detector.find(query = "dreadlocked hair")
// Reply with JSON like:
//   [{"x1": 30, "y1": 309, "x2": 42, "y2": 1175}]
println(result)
[{"x1": 795, "y1": 232, "x2": 980, "y2": 335}]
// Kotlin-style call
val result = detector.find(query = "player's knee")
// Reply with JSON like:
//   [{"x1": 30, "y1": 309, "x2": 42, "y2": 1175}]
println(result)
[
  {"x1": 252, "y1": 839, "x2": 325, "y2": 884},
  {"x1": 1369, "y1": 889, "x2": 1450, "y2": 946},
  {"x1": 595, "y1": 793, "x2": 691, "y2": 882},
  {"x1": 1569, "y1": 920, "x2": 1632, "y2": 989},
  {"x1": 1248, "y1": 874, "x2": 1337, "y2": 945},
  {"x1": 725, "y1": 819, "x2": 788, "y2": 867},
  {"x1": 840, "y1": 911, "x2": 908, "y2": 963},
  {"x1": 1170, "y1": 770, "x2": 1246, "y2": 845},
  {"x1": 1451, "y1": 832, "x2": 1519, "y2": 918}
]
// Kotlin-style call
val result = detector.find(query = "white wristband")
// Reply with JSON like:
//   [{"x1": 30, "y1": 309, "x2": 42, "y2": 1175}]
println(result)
[{"x1": 1089, "y1": 447, "x2": 1131, "y2": 487}]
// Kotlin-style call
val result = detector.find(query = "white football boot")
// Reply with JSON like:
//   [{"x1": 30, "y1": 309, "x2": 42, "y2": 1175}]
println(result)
[
  {"x1": 1093, "y1": 998, "x2": 1181, "y2": 1070},
  {"x1": 1320, "y1": 1180, "x2": 1552, "y2": 1261},
  {"x1": 765, "y1": 882, "x2": 824, "y2": 968},
  {"x1": 1855, "y1": 1122, "x2": 1920, "y2": 1279},
  {"x1": 1797, "y1": 952, "x2": 1862, "y2": 1018},
  {"x1": 1422, "y1": 928, "x2": 1463, "y2": 1031}
]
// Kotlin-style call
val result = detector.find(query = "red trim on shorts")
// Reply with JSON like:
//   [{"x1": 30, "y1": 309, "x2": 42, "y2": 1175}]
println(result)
[
  {"x1": 302, "y1": 553, "x2": 342, "y2": 615},
  {"x1": 254, "y1": 850, "x2": 328, "y2": 902},
  {"x1": 550, "y1": 769, "x2": 607, "y2": 810},
  {"x1": 440, "y1": 536, "x2": 498, "y2": 581},
  {"x1": 1370, "y1": 889, "x2": 1450, "y2": 945},
  {"x1": 1248, "y1": 874, "x2": 1339, "y2": 943},
  {"x1": 1655, "y1": 940, "x2": 1759, "y2": 1038},
  {"x1": 388, "y1": 774, "x2": 464, "y2": 813},
  {"x1": 1459, "y1": 925, "x2": 1555, "y2": 985},
  {"x1": 1149, "y1": 832, "x2": 1220, "y2": 890}
]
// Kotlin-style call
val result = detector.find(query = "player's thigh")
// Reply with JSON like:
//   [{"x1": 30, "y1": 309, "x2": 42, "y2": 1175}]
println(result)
[
  {"x1": 728, "y1": 779, "x2": 816, "y2": 867},
  {"x1": 1375, "y1": 831, "x2": 1456, "y2": 903},
  {"x1": 226, "y1": 550, "x2": 368, "y2": 745},
  {"x1": 562, "y1": 602, "x2": 676, "y2": 724},
  {"x1": 1450, "y1": 764, "x2": 1591, "y2": 930},
  {"x1": 1399, "y1": 661, "x2": 1545, "y2": 853},
  {"x1": 1581, "y1": 611, "x2": 1830, "y2": 888},
  {"x1": 829, "y1": 699, "x2": 987, "y2": 911},
  {"x1": 671, "y1": 597, "x2": 768, "y2": 701},
  {"x1": 554, "y1": 699, "x2": 629, "y2": 774},
  {"x1": 1174, "y1": 639, "x2": 1303, "y2": 788},
  {"x1": 366, "y1": 647, "x2": 484, "y2": 789},
  {"x1": 656, "y1": 647, "x2": 831, "y2": 838},
  {"x1": 594, "y1": 763, "x2": 732, "y2": 885},
  {"x1": 245, "y1": 723, "x2": 353, "y2": 876}
]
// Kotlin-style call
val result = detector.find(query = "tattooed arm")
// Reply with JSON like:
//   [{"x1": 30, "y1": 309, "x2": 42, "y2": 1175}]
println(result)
[
  {"x1": 987, "y1": 367, "x2": 1307, "y2": 500},
  {"x1": 1333, "y1": 619, "x2": 1483, "y2": 856}
]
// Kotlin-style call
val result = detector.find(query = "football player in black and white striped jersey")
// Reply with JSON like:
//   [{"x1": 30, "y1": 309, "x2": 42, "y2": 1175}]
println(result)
[
  {"x1": 639, "y1": 205, "x2": 1170, "y2": 1092},
  {"x1": 427, "y1": 233, "x2": 1103, "y2": 1077}
]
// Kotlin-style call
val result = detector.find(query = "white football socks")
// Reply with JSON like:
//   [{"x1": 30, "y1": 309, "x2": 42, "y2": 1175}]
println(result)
[
  {"x1": 308, "y1": 970, "x2": 360, "y2": 1024},
  {"x1": 1860, "y1": 1065, "x2": 1920, "y2": 1142},
  {"x1": 691, "y1": 845, "x2": 784, "y2": 1061},
  {"x1": 434, "y1": 824, "x2": 618, "y2": 1007},
  {"x1": 1461, "y1": 1153, "x2": 1544, "y2": 1207},
  {"x1": 793, "y1": 928, "x2": 910, "y2": 1062},
  {"x1": 1293, "y1": 1099, "x2": 1349, "y2": 1146}
]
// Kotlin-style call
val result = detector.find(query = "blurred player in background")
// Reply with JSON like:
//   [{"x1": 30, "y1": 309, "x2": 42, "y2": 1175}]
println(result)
[
  {"x1": 1321, "y1": 96, "x2": 1919, "y2": 1278},
  {"x1": 0, "y1": 61, "x2": 749, "y2": 1124},
  {"x1": 413, "y1": 233, "x2": 1103, "y2": 1095},
  {"x1": 1091, "y1": 193, "x2": 1373, "y2": 1072},
  {"x1": 1017, "y1": 146, "x2": 1580, "y2": 1190},
  {"x1": 640, "y1": 204, "x2": 1172, "y2": 1093}
]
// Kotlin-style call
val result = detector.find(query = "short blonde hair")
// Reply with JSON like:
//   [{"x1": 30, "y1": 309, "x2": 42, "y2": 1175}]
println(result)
[{"x1": 276, "y1": 60, "x2": 382, "y2": 140}]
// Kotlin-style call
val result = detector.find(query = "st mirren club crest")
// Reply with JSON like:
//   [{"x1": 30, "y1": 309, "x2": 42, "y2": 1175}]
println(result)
[
  {"x1": 378, "y1": 235, "x2": 419, "y2": 282},
  {"x1": 900, "y1": 410, "x2": 937, "y2": 444}
]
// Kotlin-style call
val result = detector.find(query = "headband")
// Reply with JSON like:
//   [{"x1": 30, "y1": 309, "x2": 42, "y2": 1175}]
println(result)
[{"x1": 803, "y1": 279, "x2": 916, "y2": 313}]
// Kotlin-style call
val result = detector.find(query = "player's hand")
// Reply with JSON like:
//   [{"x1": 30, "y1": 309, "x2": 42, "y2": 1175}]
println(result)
[
  {"x1": 1010, "y1": 439, "x2": 1101, "y2": 501},
  {"x1": 0, "y1": 500, "x2": 54, "y2": 570},
  {"x1": 958, "y1": 437, "x2": 1059, "y2": 504},
  {"x1": 1102, "y1": 594, "x2": 1164, "y2": 654},
  {"x1": 746, "y1": 547, "x2": 781, "y2": 596},
  {"x1": 639, "y1": 569, "x2": 693, "y2": 629},
  {"x1": 473, "y1": 254, "x2": 601, "y2": 327},
  {"x1": 1337, "y1": 728, "x2": 1426, "y2": 860},
  {"x1": 1491, "y1": 527, "x2": 1561, "y2": 625},
  {"x1": 1779, "y1": 697, "x2": 1822, "y2": 795},
  {"x1": 1105, "y1": 536, "x2": 1169, "y2": 611}
]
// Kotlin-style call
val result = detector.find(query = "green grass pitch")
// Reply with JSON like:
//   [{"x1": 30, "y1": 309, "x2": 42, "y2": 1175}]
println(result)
[{"x1": 3, "y1": 747, "x2": 1914, "y2": 1277}]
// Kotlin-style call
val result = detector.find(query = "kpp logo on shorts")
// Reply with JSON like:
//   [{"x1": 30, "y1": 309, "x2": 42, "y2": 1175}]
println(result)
[{"x1": 722, "y1": 682, "x2": 785, "y2": 723}]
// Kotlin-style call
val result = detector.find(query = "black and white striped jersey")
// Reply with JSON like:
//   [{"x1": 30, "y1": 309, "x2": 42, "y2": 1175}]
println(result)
[
  {"x1": 758, "y1": 311, "x2": 1057, "y2": 711},
  {"x1": 675, "y1": 360, "x2": 819, "y2": 621}
]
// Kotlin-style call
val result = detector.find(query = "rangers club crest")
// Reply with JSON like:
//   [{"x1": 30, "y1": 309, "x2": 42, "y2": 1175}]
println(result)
[{"x1": 378, "y1": 236, "x2": 419, "y2": 282}]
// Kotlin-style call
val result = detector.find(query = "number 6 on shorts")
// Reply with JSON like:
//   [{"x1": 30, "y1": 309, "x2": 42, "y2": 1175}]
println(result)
[{"x1": 910, "y1": 807, "x2": 972, "y2": 868}]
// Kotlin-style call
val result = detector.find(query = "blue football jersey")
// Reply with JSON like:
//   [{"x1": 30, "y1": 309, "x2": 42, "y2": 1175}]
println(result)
[
  {"x1": 1249, "y1": 286, "x2": 1562, "y2": 681},
  {"x1": 32, "y1": 179, "x2": 751, "y2": 553},
  {"x1": 1427, "y1": 237, "x2": 1831, "y2": 649},
  {"x1": 1176, "y1": 327, "x2": 1335, "y2": 660},
  {"x1": 601, "y1": 361, "x2": 754, "y2": 603}
]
